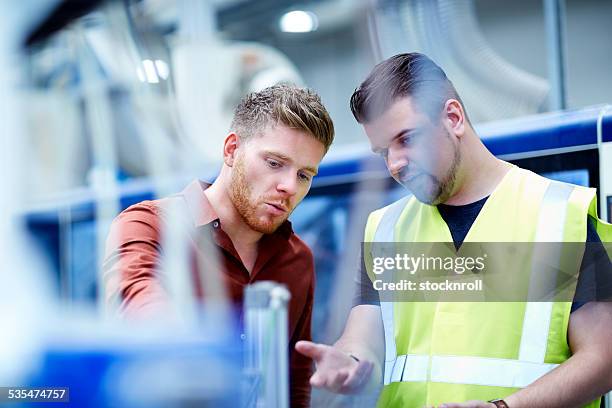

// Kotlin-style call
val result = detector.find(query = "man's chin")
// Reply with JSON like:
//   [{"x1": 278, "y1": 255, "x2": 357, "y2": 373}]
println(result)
[
  {"x1": 247, "y1": 217, "x2": 286, "y2": 234},
  {"x1": 403, "y1": 183, "x2": 440, "y2": 205},
  {"x1": 412, "y1": 192, "x2": 436, "y2": 205}
]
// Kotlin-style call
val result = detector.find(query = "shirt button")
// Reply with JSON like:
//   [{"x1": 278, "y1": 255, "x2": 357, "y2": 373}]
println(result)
[{"x1": 213, "y1": 221, "x2": 219, "y2": 228}]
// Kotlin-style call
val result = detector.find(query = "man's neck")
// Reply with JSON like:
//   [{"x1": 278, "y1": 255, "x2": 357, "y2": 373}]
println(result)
[{"x1": 444, "y1": 142, "x2": 512, "y2": 206}]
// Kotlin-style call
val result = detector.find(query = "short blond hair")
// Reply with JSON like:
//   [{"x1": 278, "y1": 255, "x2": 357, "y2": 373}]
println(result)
[{"x1": 230, "y1": 84, "x2": 335, "y2": 152}]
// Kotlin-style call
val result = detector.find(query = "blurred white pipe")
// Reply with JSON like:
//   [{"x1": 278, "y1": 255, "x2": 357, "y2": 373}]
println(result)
[
  {"x1": 394, "y1": 0, "x2": 550, "y2": 122},
  {"x1": 178, "y1": 0, "x2": 216, "y2": 42},
  {"x1": 544, "y1": 0, "x2": 567, "y2": 110},
  {"x1": 0, "y1": 0, "x2": 59, "y2": 385},
  {"x1": 73, "y1": 24, "x2": 122, "y2": 315}
]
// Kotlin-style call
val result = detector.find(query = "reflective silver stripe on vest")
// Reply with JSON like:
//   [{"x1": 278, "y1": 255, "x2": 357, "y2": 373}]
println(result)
[
  {"x1": 372, "y1": 196, "x2": 410, "y2": 385},
  {"x1": 386, "y1": 354, "x2": 558, "y2": 388},
  {"x1": 373, "y1": 179, "x2": 575, "y2": 387},
  {"x1": 520, "y1": 180, "x2": 575, "y2": 363}
]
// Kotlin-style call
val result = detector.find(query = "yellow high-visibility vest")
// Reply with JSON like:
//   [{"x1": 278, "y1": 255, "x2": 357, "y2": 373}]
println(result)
[{"x1": 363, "y1": 165, "x2": 611, "y2": 407}]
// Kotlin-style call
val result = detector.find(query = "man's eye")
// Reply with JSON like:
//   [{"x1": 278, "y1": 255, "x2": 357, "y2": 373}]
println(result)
[
  {"x1": 399, "y1": 135, "x2": 411, "y2": 146},
  {"x1": 267, "y1": 159, "x2": 281, "y2": 168},
  {"x1": 298, "y1": 172, "x2": 311, "y2": 182}
]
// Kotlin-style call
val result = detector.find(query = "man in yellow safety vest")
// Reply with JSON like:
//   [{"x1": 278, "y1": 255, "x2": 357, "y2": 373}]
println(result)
[{"x1": 296, "y1": 53, "x2": 612, "y2": 407}]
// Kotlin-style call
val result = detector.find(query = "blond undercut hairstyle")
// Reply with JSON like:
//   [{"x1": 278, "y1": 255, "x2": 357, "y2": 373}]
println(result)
[{"x1": 230, "y1": 84, "x2": 335, "y2": 153}]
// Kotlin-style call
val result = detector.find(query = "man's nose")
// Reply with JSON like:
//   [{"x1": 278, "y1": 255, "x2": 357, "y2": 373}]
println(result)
[
  {"x1": 277, "y1": 172, "x2": 298, "y2": 197},
  {"x1": 387, "y1": 148, "x2": 409, "y2": 176}
]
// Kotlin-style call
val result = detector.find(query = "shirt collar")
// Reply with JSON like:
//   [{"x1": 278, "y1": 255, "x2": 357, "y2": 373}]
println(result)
[
  {"x1": 180, "y1": 179, "x2": 219, "y2": 227},
  {"x1": 179, "y1": 179, "x2": 293, "y2": 239}
]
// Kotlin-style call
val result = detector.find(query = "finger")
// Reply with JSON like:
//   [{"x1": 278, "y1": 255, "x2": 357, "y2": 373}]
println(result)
[
  {"x1": 326, "y1": 370, "x2": 349, "y2": 392},
  {"x1": 295, "y1": 340, "x2": 326, "y2": 361},
  {"x1": 310, "y1": 371, "x2": 325, "y2": 388}
]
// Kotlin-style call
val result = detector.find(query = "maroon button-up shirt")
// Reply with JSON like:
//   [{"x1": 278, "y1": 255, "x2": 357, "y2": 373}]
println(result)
[{"x1": 103, "y1": 180, "x2": 314, "y2": 407}]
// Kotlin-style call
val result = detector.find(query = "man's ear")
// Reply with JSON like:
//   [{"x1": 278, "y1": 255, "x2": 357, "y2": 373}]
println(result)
[
  {"x1": 223, "y1": 132, "x2": 241, "y2": 167},
  {"x1": 443, "y1": 99, "x2": 465, "y2": 138}
]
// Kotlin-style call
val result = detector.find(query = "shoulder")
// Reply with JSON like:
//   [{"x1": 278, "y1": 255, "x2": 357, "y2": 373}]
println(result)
[
  {"x1": 517, "y1": 166, "x2": 596, "y2": 211},
  {"x1": 287, "y1": 233, "x2": 315, "y2": 264},
  {"x1": 116, "y1": 195, "x2": 190, "y2": 223},
  {"x1": 109, "y1": 198, "x2": 177, "y2": 242},
  {"x1": 113, "y1": 199, "x2": 166, "y2": 229},
  {"x1": 370, "y1": 195, "x2": 413, "y2": 221},
  {"x1": 519, "y1": 166, "x2": 595, "y2": 197},
  {"x1": 105, "y1": 200, "x2": 164, "y2": 251},
  {"x1": 364, "y1": 195, "x2": 414, "y2": 240},
  {"x1": 114, "y1": 199, "x2": 159, "y2": 223}
]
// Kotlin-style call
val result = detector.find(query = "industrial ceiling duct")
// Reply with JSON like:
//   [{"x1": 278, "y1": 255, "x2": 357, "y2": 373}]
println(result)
[{"x1": 391, "y1": 0, "x2": 550, "y2": 123}]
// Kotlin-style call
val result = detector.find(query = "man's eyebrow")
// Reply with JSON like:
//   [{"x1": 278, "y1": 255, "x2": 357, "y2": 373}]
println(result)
[
  {"x1": 265, "y1": 151, "x2": 291, "y2": 162},
  {"x1": 371, "y1": 128, "x2": 416, "y2": 154},
  {"x1": 392, "y1": 128, "x2": 416, "y2": 141},
  {"x1": 264, "y1": 151, "x2": 318, "y2": 175},
  {"x1": 305, "y1": 167, "x2": 318, "y2": 176}
]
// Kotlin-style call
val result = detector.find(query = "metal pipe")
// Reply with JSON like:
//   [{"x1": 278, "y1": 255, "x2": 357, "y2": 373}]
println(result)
[
  {"x1": 544, "y1": 0, "x2": 567, "y2": 110},
  {"x1": 72, "y1": 23, "x2": 121, "y2": 315},
  {"x1": 244, "y1": 282, "x2": 291, "y2": 408}
]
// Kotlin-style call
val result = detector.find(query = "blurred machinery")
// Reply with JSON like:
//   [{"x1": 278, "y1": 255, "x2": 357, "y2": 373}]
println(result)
[
  {"x1": 374, "y1": 0, "x2": 550, "y2": 122},
  {"x1": 1, "y1": 0, "x2": 298, "y2": 406},
  {"x1": 24, "y1": 0, "x2": 306, "y2": 200},
  {"x1": 1, "y1": 0, "x2": 610, "y2": 407}
]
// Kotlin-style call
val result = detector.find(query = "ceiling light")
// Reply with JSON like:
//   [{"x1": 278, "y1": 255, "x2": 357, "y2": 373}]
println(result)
[
  {"x1": 279, "y1": 10, "x2": 318, "y2": 33},
  {"x1": 154, "y1": 60, "x2": 169, "y2": 80},
  {"x1": 137, "y1": 59, "x2": 158, "y2": 83},
  {"x1": 136, "y1": 59, "x2": 169, "y2": 83}
]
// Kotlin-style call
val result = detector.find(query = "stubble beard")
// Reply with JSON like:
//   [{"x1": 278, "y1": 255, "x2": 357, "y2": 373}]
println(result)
[
  {"x1": 229, "y1": 156, "x2": 287, "y2": 234},
  {"x1": 405, "y1": 131, "x2": 461, "y2": 205}
]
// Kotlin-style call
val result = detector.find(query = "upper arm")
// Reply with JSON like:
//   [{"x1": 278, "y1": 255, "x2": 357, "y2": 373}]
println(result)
[
  {"x1": 570, "y1": 219, "x2": 612, "y2": 349},
  {"x1": 568, "y1": 302, "x2": 612, "y2": 357},
  {"x1": 352, "y1": 249, "x2": 381, "y2": 307},
  {"x1": 102, "y1": 203, "x2": 170, "y2": 316}
]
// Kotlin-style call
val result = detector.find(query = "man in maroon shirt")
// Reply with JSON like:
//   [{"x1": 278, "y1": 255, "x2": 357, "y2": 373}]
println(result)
[{"x1": 102, "y1": 84, "x2": 335, "y2": 407}]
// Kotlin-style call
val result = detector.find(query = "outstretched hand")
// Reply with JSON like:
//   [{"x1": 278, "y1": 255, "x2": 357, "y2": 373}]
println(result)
[{"x1": 295, "y1": 340, "x2": 374, "y2": 394}]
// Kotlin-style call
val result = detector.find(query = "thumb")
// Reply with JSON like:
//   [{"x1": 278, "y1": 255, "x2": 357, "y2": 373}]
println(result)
[{"x1": 295, "y1": 340, "x2": 326, "y2": 361}]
